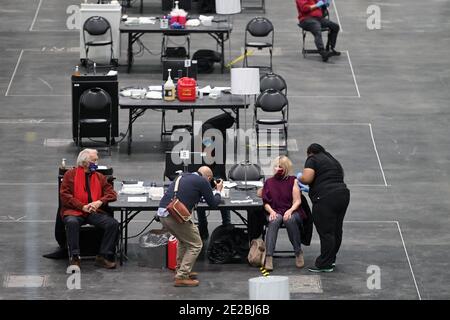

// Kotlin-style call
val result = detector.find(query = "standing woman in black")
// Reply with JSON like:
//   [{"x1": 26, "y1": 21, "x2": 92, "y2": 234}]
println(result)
[{"x1": 298, "y1": 143, "x2": 350, "y2": 272}]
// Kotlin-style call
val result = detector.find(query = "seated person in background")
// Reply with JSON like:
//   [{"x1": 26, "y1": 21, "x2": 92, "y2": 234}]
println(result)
[
  {"x1": 60, "y1": 148, "x2": 119, "y2": 269},
  {"x1": 262, "y1": 155, "x2": 305, "y2": 271},
  {"x1": 296, "y1": 0, "x2": 341, "y2": 62},
  {"x1": 158, "y1": 166, "x2": 223, "y2": 287}
]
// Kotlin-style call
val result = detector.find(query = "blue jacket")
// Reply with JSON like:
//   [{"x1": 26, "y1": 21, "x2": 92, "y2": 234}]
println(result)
[{"x1": 159, "y1": 173, "x2": 221, "y2": 212}]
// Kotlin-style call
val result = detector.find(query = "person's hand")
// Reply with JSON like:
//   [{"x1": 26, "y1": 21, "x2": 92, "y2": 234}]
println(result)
[
  {"x1": 324, "y1": 0, "x2": 331, "y2": 7},
  {"x1": 88, "y1": 200, "x2": 103, "y2": 213},
  {"x1": 269, "y1": 212, "x2": 277, "y2": 222},
  {"x1": 315, "y1": 0, "x2": 325, "y2": 8},
  {"x1": 256, "y1": 187, "x2": 263, "y2": 198},
  {"x1": 215, "y1": 179, "x2": 223, "y2": 192},
  {"x1": 82, "y1": 205, "x2": 91, "y2": 213},
  {"x1": 283, "y1": 210, "x2": 292, "y2": 222}
]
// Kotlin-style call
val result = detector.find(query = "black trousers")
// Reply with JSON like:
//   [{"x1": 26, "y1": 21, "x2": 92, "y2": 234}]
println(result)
[
  {"x1": 64, "y1": 214, "x2": 119, "y2": 258},
  {"x1": 312, "y1": 188, "x2": 350, "y2": 268},
  {"x1": 247, "y1": 208, "x2": 267, "y2": 240},
  {"x1": 300, "y1": 17, "x2": 340, "y2": 51}
]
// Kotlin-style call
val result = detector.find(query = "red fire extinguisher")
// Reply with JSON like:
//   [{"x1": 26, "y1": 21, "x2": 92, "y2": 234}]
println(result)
[{"x1": 167, "y1": 235, "x2": 178, "y2": 270}]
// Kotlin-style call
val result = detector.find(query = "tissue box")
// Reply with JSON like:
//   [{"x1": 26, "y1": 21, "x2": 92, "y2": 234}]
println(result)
[{"x1": 149, "y1": 187, "x2": 164, "y2": 200}]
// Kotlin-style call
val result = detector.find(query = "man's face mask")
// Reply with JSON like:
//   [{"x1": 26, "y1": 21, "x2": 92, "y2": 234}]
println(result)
[{"x1": 89, "y1": 162, "x2": 98, "y2": 172}]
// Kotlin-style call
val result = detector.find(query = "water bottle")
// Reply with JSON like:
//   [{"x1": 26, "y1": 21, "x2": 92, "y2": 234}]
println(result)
[
  {"x1": 60, "y1": 158, "x2": 66, "y2": 169},
  {"x1": 73, "y1": 66, "x2": 80, "y2": 76}
]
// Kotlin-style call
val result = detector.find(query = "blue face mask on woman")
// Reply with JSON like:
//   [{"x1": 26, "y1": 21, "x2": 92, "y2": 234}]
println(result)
[{"x1": 88, "y1": 162, "x2": 98, "y2": 172}]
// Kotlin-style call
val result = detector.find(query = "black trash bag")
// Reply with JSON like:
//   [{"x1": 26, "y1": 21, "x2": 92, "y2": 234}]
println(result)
[
  {"x1": 207, "y1": 224, "x2": 249, "y2": 264},
  {"x1": 193, "y1": 49, "x2": 221, "y2": 73},
  {"x1": 165, "y1": 47, "x2": 188, "y2": 58},
  {"x1": 201, "y1": 112, "x2": 236, "y2": 179}
]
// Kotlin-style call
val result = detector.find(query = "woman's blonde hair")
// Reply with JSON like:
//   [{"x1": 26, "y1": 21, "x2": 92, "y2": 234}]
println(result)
[{"x1": 272, "y1": 155, "x2": 293, "y2": 179}]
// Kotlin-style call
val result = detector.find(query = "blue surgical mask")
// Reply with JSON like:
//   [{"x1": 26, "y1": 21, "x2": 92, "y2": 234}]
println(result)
[{"x1": 89, "y1": 162, "x2": 98, "y2": 172}]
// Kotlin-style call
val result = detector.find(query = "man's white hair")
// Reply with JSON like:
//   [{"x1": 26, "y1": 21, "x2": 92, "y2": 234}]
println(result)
[{"x1": 76, "y1": 148, "x2": 97, "y2": 166}]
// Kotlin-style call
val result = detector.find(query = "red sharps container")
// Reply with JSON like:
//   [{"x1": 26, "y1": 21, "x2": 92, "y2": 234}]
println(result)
[
  {"x1": 167, "y1": 235, "x2": 178, "y2": 270},
  {"x1": 177, "y1": 77, "x2": 197, "y2": 101}
]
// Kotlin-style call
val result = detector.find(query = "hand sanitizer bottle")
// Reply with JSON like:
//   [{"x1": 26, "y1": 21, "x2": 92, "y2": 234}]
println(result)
[{"x1": 164, "y1": 69, "x2": 176, "y2": 101}]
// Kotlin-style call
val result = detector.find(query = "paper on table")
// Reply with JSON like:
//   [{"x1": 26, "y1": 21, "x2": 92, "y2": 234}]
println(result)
[
  {"x1": 128, "y1": 196, "x2": 147, "y2": 202},
  {"x1": 138, "y1": 17, "x2": 156, "y2": 24},
  {"x1": 243, "y1": 181, "x2": 264, "y2": 187},
  {"x1": 146, "y1": 91, "x2": 162, "y2": 99},
  {"x1": 223, "y1": 181, "x2": 237, "y2": 188},
  {"x1": 214, "y1": 87, "x2": 231, "y2": 92},
  {"x1": 198, "y1": 85, "x2": 212, "y2": 94},
  {"x1": 148, "y1": 85, "x2": 163, "y2": 91},
  {"x1": 230, "y1": 199, "x2": 254, "y2": 204}
]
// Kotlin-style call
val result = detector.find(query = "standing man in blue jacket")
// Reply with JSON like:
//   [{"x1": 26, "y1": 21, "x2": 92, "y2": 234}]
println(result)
[{"x1": 158, "y1": 166, "x2": 223, "y2": 287}]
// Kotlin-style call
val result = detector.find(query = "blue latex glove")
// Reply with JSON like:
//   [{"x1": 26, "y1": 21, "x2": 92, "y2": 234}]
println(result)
[
  {"x1": 315, "y1": 0, "x2": 325, "y2": 7},
  {"x1": 299, "y1": 183, "x2": 310, "y2": 193},
  {"x1": 296, "y1": 172, "x2": 310, "y2": 192}
]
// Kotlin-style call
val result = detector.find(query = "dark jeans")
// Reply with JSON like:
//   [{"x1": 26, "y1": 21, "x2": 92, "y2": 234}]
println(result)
[
  {"x1": 196, "y1": 208, "x2": 231, "y2": 234},
  {"x1": 265, "y1": 212, "x2": 303, "y2": 256},
  {"x1": 300, "y1": 17, "x2": 340, "y2": 51},
  {"x1": 64, "y1": 214, "x2": 119, "y2": 259},
  {"x1": 312, "y1": 188, "x2": 350, "y2": 268}
]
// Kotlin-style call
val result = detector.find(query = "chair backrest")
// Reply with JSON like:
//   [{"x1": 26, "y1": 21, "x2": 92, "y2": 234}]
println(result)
[
  {"x1": 246, "y1": 17, "x2": 274, "y2": 38},
  {"x1": 255, "y1": 89, "x2": 288, "y2": 113},
  {"x1": 228, "y1": 163, "x2": 264, "y2": 181},
  {"x1": 260, "y1": 73, "x2": 287, "y2": 95},
  {"x1": 83, "y1": 16, "x2": 111, "y2": 36},
  {"x1": 79, "y1": 87, "x2": 112, "y2": 119}
]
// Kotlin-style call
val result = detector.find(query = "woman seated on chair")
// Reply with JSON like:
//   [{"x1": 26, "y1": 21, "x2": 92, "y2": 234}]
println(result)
[{"x1": 262, "y1": 155, "x2": 305, "y2": 271}]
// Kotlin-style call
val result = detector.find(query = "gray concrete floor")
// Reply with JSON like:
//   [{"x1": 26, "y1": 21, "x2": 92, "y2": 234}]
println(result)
[{"x1": 0, "y1": 0, "x2": 449, "y2": 300}]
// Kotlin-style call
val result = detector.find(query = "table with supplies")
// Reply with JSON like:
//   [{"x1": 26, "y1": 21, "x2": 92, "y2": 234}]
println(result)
[
  {"x1": 120, "y1": 20, "x2": 231, "y2": 73},
  {"x1": 109, "y1": 180, "x2": 263, "y2": 264},
  {"x1": 119, "y1": 93, "x2": 247, "y2": 154}
]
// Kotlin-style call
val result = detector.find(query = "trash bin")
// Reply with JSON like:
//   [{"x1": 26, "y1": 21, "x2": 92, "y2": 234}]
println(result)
[
  {"x1": 248, "y1": 276, "x2": 290, "y2": 300},
  {"x1": 137, "y1": 229, "x2": 170, "y2": 268}
]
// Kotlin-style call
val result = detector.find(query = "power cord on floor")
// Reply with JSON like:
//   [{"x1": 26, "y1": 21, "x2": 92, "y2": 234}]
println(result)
[{"x1": 126, "y1": 216, "x2": 157, "y2": 240}]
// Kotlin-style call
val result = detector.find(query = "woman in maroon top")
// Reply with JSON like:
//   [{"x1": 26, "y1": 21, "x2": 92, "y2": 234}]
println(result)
[{"x1": 262, "y1": 156, "x2": 304, "y2": 271}]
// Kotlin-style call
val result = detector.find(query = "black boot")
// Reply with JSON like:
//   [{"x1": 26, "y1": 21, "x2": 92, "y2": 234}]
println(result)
[
  {"x1": 329, "y1": 48, "x2": 341, "y2": 56},
  {"x1": 320, "y1": 49, "x2": 332, "y2": 62}
]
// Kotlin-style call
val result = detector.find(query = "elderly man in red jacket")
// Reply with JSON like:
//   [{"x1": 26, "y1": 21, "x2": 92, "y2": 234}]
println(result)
[
  {"x1": 60, "y1": 148, "x2": 118, "y2": 269},
  {"x1": 296, "y1": 0, "x2": 340, "y2": 62}
]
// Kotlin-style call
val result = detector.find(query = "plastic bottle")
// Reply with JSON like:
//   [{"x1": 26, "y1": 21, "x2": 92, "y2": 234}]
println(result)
[
  {"x1": 73, "y1": 66, "x2": 80, "y2": 76},
  {"x1": 160, "y1": 15, "x2": 168, "y2": 29},
  {"x1": 163, "y1": 69, "x2": 176, "y2": 101},
  {"x1": 60, "y1": 158, "x2": 66, "y2": 169}
]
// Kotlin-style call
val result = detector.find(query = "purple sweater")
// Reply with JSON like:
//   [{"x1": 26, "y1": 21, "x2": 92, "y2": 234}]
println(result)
[{"x1": 262, "y1": 176, "x2": 297, "y2": 216}]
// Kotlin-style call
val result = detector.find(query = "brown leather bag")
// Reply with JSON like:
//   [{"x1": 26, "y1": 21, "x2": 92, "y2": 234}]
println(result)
[
  {"x1": 247, "y1": 238, "x2": 266, "y2": 267},
  {"x1": 166, "y1": 176, "x2": 191, "y2": 223}
]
